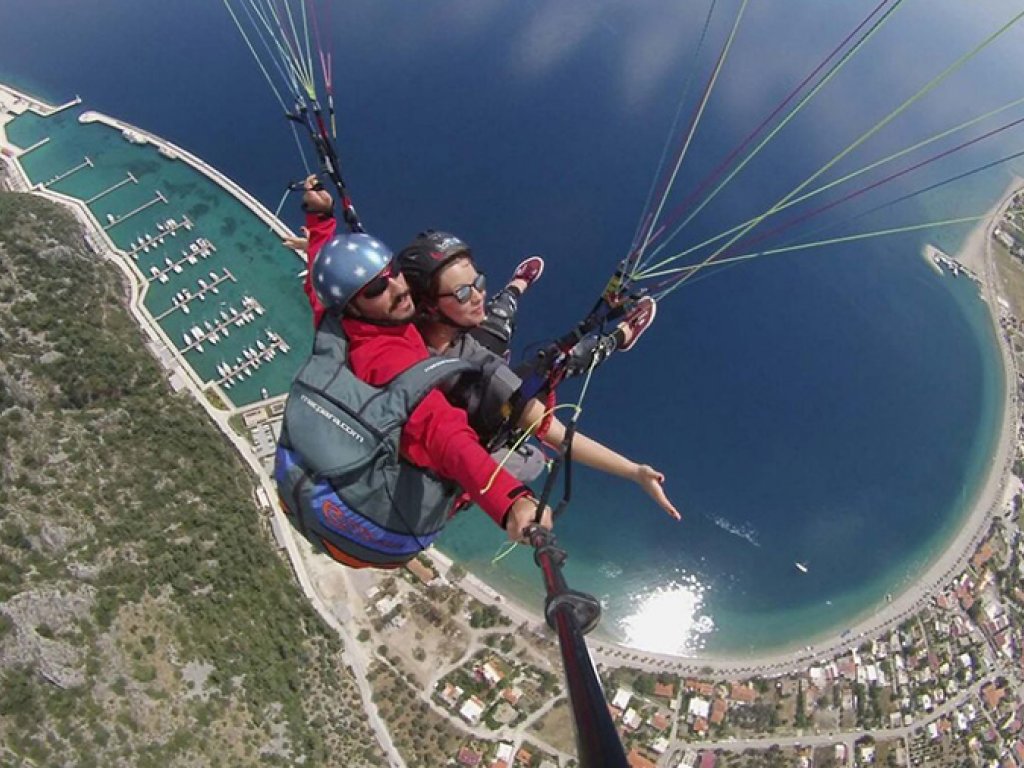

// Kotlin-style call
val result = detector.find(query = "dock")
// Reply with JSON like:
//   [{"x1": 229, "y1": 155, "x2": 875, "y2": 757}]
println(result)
[
  {"x1": 103, "y1": 190, "x2": 167, "y2": 230},
  {"x1": 41, "y1": 156, "x2": 92, "y2": 188},
  {"x1": 213, "y1": 332, "x2": 292, "y2": 386},
  {"x1": 19, "y1": 136, "x2": 49, "y2": 156},
  {"x1": 922, "y1": 245, "x2": 945, "y2": 276},
  {"x1": 925, "y1": 244, "x2": 982, "y2": 285},
  {"x1": 49, "y1": 95, "x2": 83, "y2": 116},
  {"x1": 128, "y1": 219, "x2": 197, "y2": 260},
  {"x1": 154, "y1": 268, "x2": 238, "y2": 320},
  {"x1": 86, "y1": 172, "x2": 136, "y2": 204}
]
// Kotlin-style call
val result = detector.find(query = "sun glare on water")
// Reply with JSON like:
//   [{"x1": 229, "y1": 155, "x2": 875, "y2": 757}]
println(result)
[{"x1": 618, "y1": 574, "x2": 714, "y2": 656}]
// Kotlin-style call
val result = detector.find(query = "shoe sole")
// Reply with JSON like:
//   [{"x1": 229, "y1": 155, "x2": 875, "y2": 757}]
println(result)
[{"x1": 620, "y1": 299, "x2": 656, "y2": 352}]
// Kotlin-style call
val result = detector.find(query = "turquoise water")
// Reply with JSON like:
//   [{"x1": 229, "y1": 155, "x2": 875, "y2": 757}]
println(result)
[
  {"x1": 440, "y1": 214, "x2": 1008, "y2": 657},
  {"x1": 3, "y1": 0, "x2": 1023, "y2": 656},
  {"x1": 7, "y1": 109, "x2": 313, "y2": 406}
]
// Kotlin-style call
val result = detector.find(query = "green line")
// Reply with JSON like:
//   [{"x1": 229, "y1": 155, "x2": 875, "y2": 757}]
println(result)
[
  {"x1": 227, "y1": 0, "x2": 313, "y2": 172},
  {"x1": 649, "y1": 213, "x2": 991, "y2": 298},
  {"x1": 261, "y1": 0, "x2": 313, "y2": 97},
  {"x1": 634, "y1": 93, "x2": 1024, "y2": 279},
  {"x1": 249, "y1": 0, "x2": 308, "y2": 99},
  {"x1": 661, "y1": 8, "x2": 1024, "y2": 295},
  {"x1": 242, "y1": 0, "x2": 304, "y2": 102},
  {"x1": 636, "y1": 0, "x2": 749, "y2": 264},
  {"x1": 224, "y1": 0, "x2": 289, "y2": 111},
  {"x1": 299, "y1": 0, "x2": 314, "y2": 96},
  {"x1": 637, "y1": 0, "x2": 908, "y2": 275},
  {"x1": 281, "y1": 0, "x2": 315, "y2": 97}
]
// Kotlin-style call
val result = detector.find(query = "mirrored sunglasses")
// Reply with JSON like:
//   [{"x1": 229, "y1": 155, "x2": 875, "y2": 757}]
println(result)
[{"x1": 437, "y1": 273, "x2": 486, "y2": 304}]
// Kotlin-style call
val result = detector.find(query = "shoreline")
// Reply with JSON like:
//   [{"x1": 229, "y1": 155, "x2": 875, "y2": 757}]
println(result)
[
  {"x1": 439, "y1": 185, "x2": 1022, "y2": 677},
  {"x1": 6, "y1": 78, "x2": 1018, "y2": 679}
]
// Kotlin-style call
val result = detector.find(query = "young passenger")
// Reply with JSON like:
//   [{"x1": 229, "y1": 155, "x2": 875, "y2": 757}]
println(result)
[{"x1": 397, "y1": 230, "x2": 680, "y2": 520}]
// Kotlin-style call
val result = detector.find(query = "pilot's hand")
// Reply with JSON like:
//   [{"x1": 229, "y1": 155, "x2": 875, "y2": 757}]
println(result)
[{"x1": 504, "y1": 497, "x2": 553, "y2": 543}]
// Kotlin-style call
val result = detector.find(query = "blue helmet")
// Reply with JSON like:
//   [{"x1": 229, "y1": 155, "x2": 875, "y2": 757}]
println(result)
[{"x1": 312, "y1": 232, "x2": 394, "y2": 309}]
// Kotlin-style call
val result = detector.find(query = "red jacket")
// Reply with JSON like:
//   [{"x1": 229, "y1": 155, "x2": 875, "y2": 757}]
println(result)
[
  {"x1": 303, "y1": 214, "x2": 530, "y2": 526},
  {"x1": 304, "y1": 214, "x2": 335, "y2": 327}
]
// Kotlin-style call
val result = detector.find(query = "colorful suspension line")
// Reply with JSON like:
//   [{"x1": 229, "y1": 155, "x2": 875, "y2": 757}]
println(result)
[
  {"x1": 227, "y1": 0, "x2": 363, "y2": 232},
  {"x1": 705, "y1": 113, "x2": 1024, "y2": 268},
  {"x1": 651, "y1": 8, "x2": 1024, "y2": 300},
  {"x1": 791, "y1": 147, "x2": 1024, "y2": 248},
  {"x1": 642, "y1": 212, "x2": 996, "y2": 291},
  {"x1": 629, "y1": 0, "x2": 719, "y2": 256},
  {"x1": 630, "y1": 0, "x2": 905, "y2": 279},
  {"x1": 627, "y1": 0, "x2": 746, "y2": 278},
  {"x1": 640, "y1": 94, "x2": 1024, "y2": 274}
]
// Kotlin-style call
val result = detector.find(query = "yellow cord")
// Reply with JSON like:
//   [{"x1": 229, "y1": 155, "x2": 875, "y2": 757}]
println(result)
[{"x1": 480, "y1": 350, "x2": 602, "y2": 495}]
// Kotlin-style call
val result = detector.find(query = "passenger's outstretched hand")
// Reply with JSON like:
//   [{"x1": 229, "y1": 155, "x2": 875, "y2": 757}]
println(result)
[{"x1": 634, "y1": 465, "x2": 680, "y2": 520}]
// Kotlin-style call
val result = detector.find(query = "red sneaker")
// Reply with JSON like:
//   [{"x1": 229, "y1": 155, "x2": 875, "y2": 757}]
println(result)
[
  {"x1": 619, "y1": 296, "x2": 657, "y2": 352},
  {"x1": 511, "y1": 255, "x2": 545, "y2": 288}
]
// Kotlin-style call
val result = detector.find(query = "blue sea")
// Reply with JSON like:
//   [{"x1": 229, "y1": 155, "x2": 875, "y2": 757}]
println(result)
[{"x1": 4, "y1": 0, "x2": 1024, "y2": 656}]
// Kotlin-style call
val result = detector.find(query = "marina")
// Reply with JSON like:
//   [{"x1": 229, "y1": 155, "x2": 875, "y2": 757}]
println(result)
[{"x1": 0, "y1": 83, "x2": 311, "y2": 407}]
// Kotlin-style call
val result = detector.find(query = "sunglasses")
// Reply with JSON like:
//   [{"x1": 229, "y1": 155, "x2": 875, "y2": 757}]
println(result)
[
  {"x1": 358, "y1": 260, "x2": 399, "y2": 299},
  {"x1": 437, "y1": 273, "x2": 486, "y2": 304}
]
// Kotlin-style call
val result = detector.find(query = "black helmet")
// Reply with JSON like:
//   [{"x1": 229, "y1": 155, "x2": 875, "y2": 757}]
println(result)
[{"x1": 397, "y1": 229, "x2": 472, "y2": 301}]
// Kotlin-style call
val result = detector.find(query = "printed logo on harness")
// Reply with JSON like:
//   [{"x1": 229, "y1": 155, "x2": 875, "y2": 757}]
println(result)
[
  {"x1": 309, "y1": 482, "x2": 442, "y2": 556},
  {"x1": 321, "y1": 498, "x2": 383, "y2": 544},
  {"x1": 422, "y1": 358, "x2": 463, "y2": 374},
  {"x1": 299, "y1": 394, "x2": 365, "y2": 443}
]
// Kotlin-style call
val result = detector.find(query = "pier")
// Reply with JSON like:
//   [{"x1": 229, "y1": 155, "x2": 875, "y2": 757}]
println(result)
[
  {"x1": 103, "y1": 190, "x2": 167, "y2": 230},
  {"x1": 127, "y1": 219, "x2": 196, "y2": 259},
  {"x1": 41, "y1": 156, "x2": 92, "y2": 188},
  {"x1": 154, "y1": 269, "x2": 238, "y2": 320},
  {"x1": 0, "y1": 85, "x2": 80, "y2": 119},
  {"x1": 86, "y1": 172, "x2": 136, "y2": 204},
  {"x1": 926, "y1": 245, "x2": 982, "y2": 285},
  {"x1": 19, "y1": 136, "x2": 50, "y2": 156},
  {"x1": 49, "y1": 95, "x2": 83, "y2": 116},
  {"x1": 214, "y1": 334, "x2": 292, "y2": 386}
]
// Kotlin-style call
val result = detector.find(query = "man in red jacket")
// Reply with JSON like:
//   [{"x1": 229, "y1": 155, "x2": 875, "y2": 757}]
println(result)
[{"x1": 287, "y1": 177, "x2": 551, "y2": 545}]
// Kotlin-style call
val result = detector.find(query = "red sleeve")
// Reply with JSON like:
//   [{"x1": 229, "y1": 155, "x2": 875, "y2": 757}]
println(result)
[
  {"x1": 345, "y1": 322, "x2": 532, "y2": 526},
  {"x1": 303, "y1": 215, "x2": 337, "y2": 327},
  {"x1": 402, "y1": 391, "x2": 532, "y2": 527}
]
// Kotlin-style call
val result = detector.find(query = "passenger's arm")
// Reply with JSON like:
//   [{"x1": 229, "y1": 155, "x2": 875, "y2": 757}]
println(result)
[
  {"x1": 405, "y1": 390, "x2": 553, "y2": 535},
  {"x1": 518, "y1": 398, "x2": 681, "y2": 520}
]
